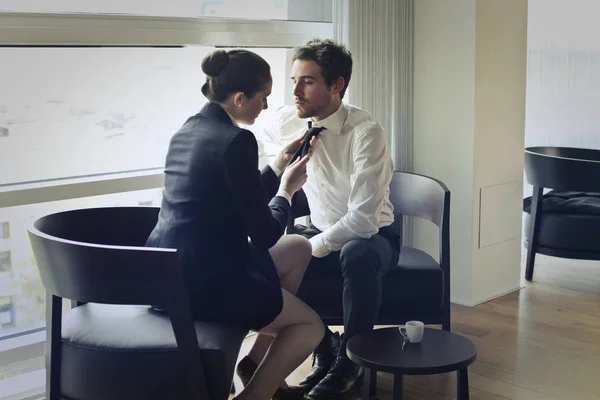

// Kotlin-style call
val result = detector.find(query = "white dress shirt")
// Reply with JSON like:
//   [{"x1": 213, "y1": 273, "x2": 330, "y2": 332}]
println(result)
[{"x1": 257, "y1": 102, "x2": 395, "y2": 257}]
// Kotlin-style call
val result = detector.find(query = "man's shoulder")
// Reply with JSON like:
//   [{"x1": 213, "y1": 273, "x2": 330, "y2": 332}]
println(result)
[{"x1": 343, "y1": 103, "x2": 385, "y2": 135}]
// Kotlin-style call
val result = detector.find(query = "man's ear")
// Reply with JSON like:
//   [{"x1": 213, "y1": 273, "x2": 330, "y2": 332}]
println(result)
[
  {"x1": 232, "y1": 92, "x2": 245, "y2": 108},
  {"x1": 331, "y1": 77, "x2": 345, "y2": 97}
]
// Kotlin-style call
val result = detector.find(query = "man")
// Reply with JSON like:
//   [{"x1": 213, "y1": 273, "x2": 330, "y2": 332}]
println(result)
[{"x1": 256, "y1": 39, "x2": 400, "y2": 400}]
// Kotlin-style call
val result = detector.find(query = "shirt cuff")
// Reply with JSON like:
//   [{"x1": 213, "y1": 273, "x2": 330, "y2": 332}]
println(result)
[
  {"x1": 275, "y1": 189, "x2": 292, "y2": 206},
  {"x1": 309, "y1": 233, "x2": 332, "y2": 258},
  {"x1": 269, "y1": 162, "x2": 283, "y2": 177}
]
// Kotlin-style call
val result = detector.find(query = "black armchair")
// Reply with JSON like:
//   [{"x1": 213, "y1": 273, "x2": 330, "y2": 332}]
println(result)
[
  {"x1": 523, "y1": 146, "x2": 600, "y2": 281},
  {"x1": 294, "y1": 171, "x2": 451, "y2": 331},
  {"x1": 27, "y1": 206, "x2": 246, "y2": 400}
]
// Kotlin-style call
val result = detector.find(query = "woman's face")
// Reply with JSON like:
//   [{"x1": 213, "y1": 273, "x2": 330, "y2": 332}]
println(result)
[{"x1": 238, "y1": 78, "x2": 272, "y2": 125}]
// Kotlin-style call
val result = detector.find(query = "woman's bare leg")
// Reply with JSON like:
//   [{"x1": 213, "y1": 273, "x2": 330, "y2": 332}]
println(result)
[
  {"x1": 234, "y1": 289, "x2": 324, "y2": 400},
  {"x1": 247, "y1": 235, "x2": 312, "y2": 369}
]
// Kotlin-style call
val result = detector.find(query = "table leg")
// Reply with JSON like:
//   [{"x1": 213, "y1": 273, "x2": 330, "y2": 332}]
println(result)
[
  {"x1": 457, "y1": 368, "x2": 469, "y2": 400},
  {"x1": 393, "y1": 373, "x2": 403, "y2": 400},
  {"x1": 362, "y1": 368, "x2": 377, "y2": 399}
]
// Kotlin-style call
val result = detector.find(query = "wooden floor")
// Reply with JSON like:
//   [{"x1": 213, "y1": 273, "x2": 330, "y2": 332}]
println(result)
[{"x1": 231, "y1": 254, "x2": 600, "y2": 399}]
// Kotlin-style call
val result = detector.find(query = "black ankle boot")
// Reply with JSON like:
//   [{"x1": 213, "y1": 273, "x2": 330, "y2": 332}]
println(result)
[
  {"x1": 306, "y1": 356, "x2": 363, "y2": 400},
  {"x1": 234, "y1": 356, "x2": 306, "y2": 400},
  {"x1": 298, "y1": 330, "x2": 341, "y2": 392}
]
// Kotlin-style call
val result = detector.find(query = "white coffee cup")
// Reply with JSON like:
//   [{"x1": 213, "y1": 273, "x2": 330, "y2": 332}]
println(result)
[{"x1": 401, "y1": 321, "x2": 425, "y2": 343}]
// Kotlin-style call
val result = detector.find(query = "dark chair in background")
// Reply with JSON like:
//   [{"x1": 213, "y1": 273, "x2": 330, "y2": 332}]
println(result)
[
  {"x1": 523, "y1": 146, "x2": 600, "y2": 281},
  {"x1": 28, "y1": 206, "x2": 246, "y2": 400},
  {"x1": 294, "y1": 171, "x2": 452, "y2": 331}
]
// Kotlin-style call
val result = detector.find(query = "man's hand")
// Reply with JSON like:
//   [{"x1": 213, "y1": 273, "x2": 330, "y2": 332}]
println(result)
[{"x1": 272, "y1": 130, "x2": 319, "y2": 172}]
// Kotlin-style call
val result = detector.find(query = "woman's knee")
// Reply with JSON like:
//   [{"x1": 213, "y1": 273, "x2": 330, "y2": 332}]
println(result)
[{"x1": 286, "y1": 234, "x2": 312, "y2": 267}]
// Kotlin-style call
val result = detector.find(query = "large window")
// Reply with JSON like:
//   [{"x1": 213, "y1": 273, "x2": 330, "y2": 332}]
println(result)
[
  {"x1": 0, "y1": 252, "x2": 11, "y2": 273},
  {"x1": 0, "y1": 3, "x2": 332, "y2": 399},
  {"x1": 0, "y1": 46, "x2": 288, "y2": 184},
  {"x1": 0, "y1": 297, "x2": 15, "y2": 329}
]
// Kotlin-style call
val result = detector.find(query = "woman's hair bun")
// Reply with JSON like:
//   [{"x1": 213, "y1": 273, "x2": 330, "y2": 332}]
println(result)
[{"x1": 201, "y1": 50, "x2": 229, "y2": 77}]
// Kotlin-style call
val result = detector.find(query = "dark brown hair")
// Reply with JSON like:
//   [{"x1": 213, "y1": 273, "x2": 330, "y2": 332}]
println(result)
[
  {"x1": 292, "y1": 39, "x2": 353, "y2": 99},
  {"x1": 201, "y1": 49, "x2": 271, "y2": 102}
]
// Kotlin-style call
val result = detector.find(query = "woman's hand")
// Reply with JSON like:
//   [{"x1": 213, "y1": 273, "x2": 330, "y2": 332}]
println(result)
[
  {"x1": 273, "y1": 130, "x2": 318, "y2": 172},
  {"x1": 279, "y1": 155, "x2": 310, "y2": 196}
]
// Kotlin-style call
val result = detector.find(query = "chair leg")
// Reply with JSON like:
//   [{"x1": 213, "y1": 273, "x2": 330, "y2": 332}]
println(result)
[
  {"x1": 442, "y1": 319, "x2": 451, "y2": 331},
  {"x1": 46, "y1": 294, "x2": 63, "y2": 400},
  {"x1": 525, "y1": 187, "x2": 543, "y2": 282}
]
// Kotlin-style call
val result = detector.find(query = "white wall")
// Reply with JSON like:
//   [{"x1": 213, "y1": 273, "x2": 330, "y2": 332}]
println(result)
[
  {"x1": 413, "y1": 0, "x2": 476, "y2": 306},
  {"x1": 471, "y1": 0, "x2": 528, "y2": 304},
  {"x1": 414, "y1": 0, "x2": 527, "y2": 306}
]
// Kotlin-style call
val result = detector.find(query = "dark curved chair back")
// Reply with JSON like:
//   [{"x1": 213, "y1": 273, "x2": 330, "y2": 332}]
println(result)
[
  {"x1": 390, "y1": 172, "x2": 451, "y2": 330},
  {"x1": 30, "y1": 207, "x2": 169, "y2": 306},
  {"x1": 27, "y1": 206, "x2": 210, "y2": 400},
  {"x1": 525, "y1": 146, "x2": 600, "y2": 192},
  {"x1": 390, "y1": 171, "x2": 449, "y2": 229}
]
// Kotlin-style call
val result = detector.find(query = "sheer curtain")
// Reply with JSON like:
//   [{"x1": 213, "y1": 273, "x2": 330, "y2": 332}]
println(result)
[
  {"x1": 333, "y1": 0, "x2": 413, "y2": 173},
  {"x1": 333, "y1": 0, "x2": 414, "y2": 243}
]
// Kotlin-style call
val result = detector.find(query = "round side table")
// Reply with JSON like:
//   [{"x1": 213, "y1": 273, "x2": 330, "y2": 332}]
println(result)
[{"x1": 347, "y1": 327, "x2": 476, "y2": 399}]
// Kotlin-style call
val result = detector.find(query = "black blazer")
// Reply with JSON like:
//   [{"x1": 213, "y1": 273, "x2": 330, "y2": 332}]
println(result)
[{"x1": 146, "y1": 103, "x2": 288, "y2": 311}]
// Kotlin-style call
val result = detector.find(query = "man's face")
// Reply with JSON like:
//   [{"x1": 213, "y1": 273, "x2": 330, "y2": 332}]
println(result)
[{"x1": 291, "y1": 59, "x2": 336, "y2": 120}]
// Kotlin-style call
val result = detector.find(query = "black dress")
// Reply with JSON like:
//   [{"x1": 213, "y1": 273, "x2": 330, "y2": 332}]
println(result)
[{"x1": 146, "y1": 103, "x2": 290, "y2": 331}]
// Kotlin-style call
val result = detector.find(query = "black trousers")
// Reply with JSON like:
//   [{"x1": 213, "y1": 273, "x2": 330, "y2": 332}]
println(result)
[{"x1": 296, "y1": 223, "x2": 400, "y2": 351}]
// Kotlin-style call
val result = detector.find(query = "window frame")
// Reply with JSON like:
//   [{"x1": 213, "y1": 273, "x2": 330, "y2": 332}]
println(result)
[
  {"x1": 0, "y1": 222, "x2": 8, "y2": 239},
  {"x1": 0, "y1": 9, "x2": 332, "y2": 398}
]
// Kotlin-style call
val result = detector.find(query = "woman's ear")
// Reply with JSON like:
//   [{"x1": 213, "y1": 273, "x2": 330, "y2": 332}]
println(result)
[{"x1": 232, "y1": 92, "x2": 245, "y2": 108}]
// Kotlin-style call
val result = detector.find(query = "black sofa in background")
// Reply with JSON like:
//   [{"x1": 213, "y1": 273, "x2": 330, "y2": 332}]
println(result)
[{"x1": 523, "y1": 146, "x2": 600, "y2": 281}]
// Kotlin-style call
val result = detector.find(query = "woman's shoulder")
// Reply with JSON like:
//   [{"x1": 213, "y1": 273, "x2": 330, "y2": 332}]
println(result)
[{"x1": 226, "y1": 127, "x2": 260, "y2": 152}]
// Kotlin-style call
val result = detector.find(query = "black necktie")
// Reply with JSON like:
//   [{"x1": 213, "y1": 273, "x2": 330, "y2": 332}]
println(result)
[{"x1": 287, "y1": 121, "x2": 324, "y2": 166}]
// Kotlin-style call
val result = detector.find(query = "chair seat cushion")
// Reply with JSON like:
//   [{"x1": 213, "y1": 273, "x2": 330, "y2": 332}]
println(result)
[
  {"x1": 59, "y1": 304, "x2": 247, "y2": 400},
  {"x1": 524, "y1": 212, "x2": 600, "y2": 253},
  {"x1": 297, "y1": 246, "x2": 444, "y2": 321},
  {"x1": 523, "y1": 191, "x2": 600, "y2": 215}
]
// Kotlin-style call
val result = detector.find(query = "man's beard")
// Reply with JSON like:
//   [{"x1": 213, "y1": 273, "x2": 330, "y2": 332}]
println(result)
[{"x1": 295, "y1": 102, "x2": 322, "y2": 119}]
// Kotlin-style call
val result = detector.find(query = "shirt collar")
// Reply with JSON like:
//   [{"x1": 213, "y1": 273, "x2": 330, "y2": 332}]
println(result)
[
  {"x1": 224, "y1": 109, "x2": 240, "y2": 127},
  {"x1": 310, "y1": 102, "x2": 347, "y2": 135}
]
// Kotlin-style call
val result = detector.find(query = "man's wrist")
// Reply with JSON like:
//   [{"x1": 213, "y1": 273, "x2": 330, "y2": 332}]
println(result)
[{"x1": 309, "y1": 233, "x2": 332, "y2": 258}]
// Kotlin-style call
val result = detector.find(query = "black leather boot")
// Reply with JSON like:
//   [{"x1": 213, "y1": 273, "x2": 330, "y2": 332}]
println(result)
[
  {"x1": 235, "y1": 356, "x2": 306, "y2": 399},
  {"x1": 298, "y1": 330, "x2": 341, "y2": 392},
  {"x1": 306, "y1": 356, "x2": 364, "y2": 400}
]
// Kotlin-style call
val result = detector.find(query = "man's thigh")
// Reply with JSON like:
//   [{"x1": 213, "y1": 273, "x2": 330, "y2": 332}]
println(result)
[
  {"x1": 306, "y1": 234, "x2": 397, "y2": 275},
  {"x1": 339, "y1": 234, "x2": 397, "y2": 275}
]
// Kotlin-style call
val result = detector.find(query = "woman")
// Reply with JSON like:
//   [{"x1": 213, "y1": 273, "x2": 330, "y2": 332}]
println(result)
[{"x1": 146, "y1": 49, "x2": 323, "y2": 400}]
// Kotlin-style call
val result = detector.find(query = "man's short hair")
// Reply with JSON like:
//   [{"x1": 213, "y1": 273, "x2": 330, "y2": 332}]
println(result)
[{"x1": 292, "y1": 38, "x2": 353, "y2": 99}]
